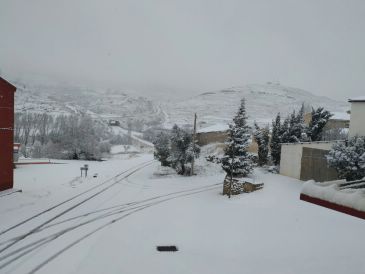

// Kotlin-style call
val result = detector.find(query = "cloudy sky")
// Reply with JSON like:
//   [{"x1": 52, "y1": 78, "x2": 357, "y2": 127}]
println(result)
[{"x1": 1, "y1": 0, "x2": 364, "y2": 100}]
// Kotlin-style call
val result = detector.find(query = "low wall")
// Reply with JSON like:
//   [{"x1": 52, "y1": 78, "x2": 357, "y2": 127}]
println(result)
[
  {"x1": 196, "y1": 131, "x2": 227, "y2": 146},
  {"x1": 280, "y1": 142, "x2": 340, "y2": 180},
  {"x1": 300, "y1": 147, "x2": 338, "y2": 182}
]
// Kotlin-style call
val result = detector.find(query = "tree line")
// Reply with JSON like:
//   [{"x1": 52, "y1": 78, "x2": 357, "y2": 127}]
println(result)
[{"x1": 14, "y1": 112, "x2": 113, "y2": 160}]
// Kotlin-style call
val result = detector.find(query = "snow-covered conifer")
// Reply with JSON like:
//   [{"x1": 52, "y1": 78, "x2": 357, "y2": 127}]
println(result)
[
  {"x1": 253, "y1": 122, "x2": 269, "y2": 166},
  {"x1": 307, "y1": 107, "x2": 333, "y2": 141},
  {"x1": 270, "y1": 113, "x2": 282, "y2": 165},
  {"x1": 221, "y1": 98, "x2": 253, "y2": 177}
]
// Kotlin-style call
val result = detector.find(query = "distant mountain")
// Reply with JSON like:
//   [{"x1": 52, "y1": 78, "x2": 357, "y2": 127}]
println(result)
[
  {"x1": 13, "y1": 80, "x2": 349, "y2": 132},
  {"x1": 162, "y1": 83, "x2": 350, "y2": 129}
]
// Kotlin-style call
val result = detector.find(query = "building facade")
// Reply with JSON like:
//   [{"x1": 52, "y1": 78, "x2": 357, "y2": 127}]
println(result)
[
  {"x1": 0, "y1": 77, "x2": 16, "y2": 191},
  {"x1": 348, "y1": 97, "x2": 365, "y2": 137}
]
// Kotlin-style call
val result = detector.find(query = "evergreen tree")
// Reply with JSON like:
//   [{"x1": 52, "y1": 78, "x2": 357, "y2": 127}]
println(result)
[
  {"x1": 270, "y1": 113, "x2": 282, "y2": 165},
  {"x1": 221, "y1": 98, "x2": 253, "y2": 178},
  {"x1": 282, "y1": 104, "x2": 307, "y2": 143},
  {"x1": 169, "y1": 125, "x2": 200, "y2": 175},
  {"x1": 307, "y1": 107, "x2": 333, "y2": 141},
  {"x1": 327, "y1": 136, "x2": 365, "y2": 181},
  {"x1": 253, "y1": 122, "x2": 270, "y2": 166},
  {"x1": 153, "y1": 132, "x2": 171, "y2": 166},
  {"x1": 280, "y1": 117, "x2": 290, "y2": 144}
]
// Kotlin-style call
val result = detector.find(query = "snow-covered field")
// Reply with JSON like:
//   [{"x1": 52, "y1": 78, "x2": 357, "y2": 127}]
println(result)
[{"x1": 0, "y1": 153, "x2": 364, "y2": 274}]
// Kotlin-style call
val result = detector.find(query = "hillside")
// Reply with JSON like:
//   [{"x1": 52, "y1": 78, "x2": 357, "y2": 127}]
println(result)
[
  {"x1": 162, "y1": 83, "x2": 350, "y2": 129},
  {"x1": 14, "y1": 82, "x2": 165, "y2": 130},
  {"x1": 13, "y1": 81, "x2": 349, "y2": 131}
]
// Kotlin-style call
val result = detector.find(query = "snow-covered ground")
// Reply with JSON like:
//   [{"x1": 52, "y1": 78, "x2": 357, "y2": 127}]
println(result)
[{"x1": 0, "y1": 154, "x2": 364, "y2": 274}]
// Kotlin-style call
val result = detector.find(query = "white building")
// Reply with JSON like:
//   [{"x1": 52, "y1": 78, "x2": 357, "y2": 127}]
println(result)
[{"x1": 349, "y1": 97, "x2": 365, "y2": 137}]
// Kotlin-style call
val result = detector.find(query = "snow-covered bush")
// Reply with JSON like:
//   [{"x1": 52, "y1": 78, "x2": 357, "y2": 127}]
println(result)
[
  {"x1": 327, "y1": 136, "x2": 365, "y2": 181},
  {"x1": 153, "y1": 125, "x2": 200, "y2": 175},
  {"x1": 153, "y1": 132, "x2": 171, "y2": 166},
  {"x1": 168, "y1": 125, "x2": 200, "y2": 175},
  {"x1": 221, "y1": 98, "x2": 253, "y2": 177}
]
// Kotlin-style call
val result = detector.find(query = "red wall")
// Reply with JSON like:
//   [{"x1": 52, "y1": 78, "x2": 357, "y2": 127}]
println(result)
[{"x1": 0, "y1": 77, "x2": 16, "y2": 191}]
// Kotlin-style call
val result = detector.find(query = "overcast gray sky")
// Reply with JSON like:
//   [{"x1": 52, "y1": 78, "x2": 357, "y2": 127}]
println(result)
[{"x1": 1, "y1": 0, "x2": 364, "y2": 100}]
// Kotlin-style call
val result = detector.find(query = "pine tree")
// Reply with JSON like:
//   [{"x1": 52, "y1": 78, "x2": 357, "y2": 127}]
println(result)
[
  {"x1": 282, "y1": 104, "x2": 307, "y2": 143},
  {"x1": 221, "y1": 98, "x2": 253, "y2": 178},
  {"x1": 307, "y1": 107, "x2": 333, "y2": 141},
  {"x1": 327, "y1": 136, "x2": 365, "y2": 181},
  {"x1": 153, "y1": 132, "x2": 171, "y2": 166},
  {"x1": 270, "y1": 113, "x2": 282, "y2": 165},
  {"x1": 253, "y1": 122, "x2": 269, "y2": 166},
  {"x1": 280, "y1": 117, "x2": 290, "y2": 144}
]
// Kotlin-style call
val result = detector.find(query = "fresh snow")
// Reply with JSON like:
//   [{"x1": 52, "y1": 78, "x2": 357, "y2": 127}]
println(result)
[
  {"x1": 197, "y1": 124, "x2": 229, "y2": 133},
  {"x1": 302, "y1": 180, "x2": 365, "y2": 212},
  {"x1": 0, "y1": 153, "x2": 364, "y2": 274}
]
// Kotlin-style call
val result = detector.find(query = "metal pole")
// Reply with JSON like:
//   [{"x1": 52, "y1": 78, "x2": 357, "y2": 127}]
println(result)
[{"x1": 191, "y1": 113, "x2": 197, "y2": 176}]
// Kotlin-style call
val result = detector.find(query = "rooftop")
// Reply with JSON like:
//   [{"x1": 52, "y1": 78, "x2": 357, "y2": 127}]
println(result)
[
  {"x1": 197, "y1": 124, "x2": 229, "y2": 133},
  {"x1": 348, "y1": 96, "x2": 365, "y2": 102},
  {"x1": 331, "y1": 111, "x2": 350, "y2": 121}
]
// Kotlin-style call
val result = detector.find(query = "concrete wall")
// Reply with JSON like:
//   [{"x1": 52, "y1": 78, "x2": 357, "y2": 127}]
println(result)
[
  {"x1": 325, "y1": 119, "x2": 349, "y2": 130},
  {"x1": 280, "y1": 142, "x2": 338, "y2": 180},
  {"x1": 349, "y1": 102, "x2": 365, "y2": 137},
  {"x1": 196, "y1": 131, "x2": 227, "y2": 146},
  {"x1": 280, "y1": 144, "x2": 303, "y2": 179},
  {"x1": 196, "y1": 131, "x2": 259, "y2": 153},
  {"x1": 300, "y1": 147, "x2": 338, "y2": 182}
]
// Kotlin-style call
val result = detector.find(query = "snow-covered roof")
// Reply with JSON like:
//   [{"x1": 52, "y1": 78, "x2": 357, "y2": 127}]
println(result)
[
  {"x1": 197, "y1": 124, "x2": 229, "y2": 133},
  {"x1": 349, "y1": 96, "x2": 365, "y2": 102},
  {"x1": 331, "y1": 111, "x2": 350, "y2": 121}
]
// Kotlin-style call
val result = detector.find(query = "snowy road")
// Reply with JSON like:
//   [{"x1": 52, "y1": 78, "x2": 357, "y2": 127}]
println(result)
[{"x1": 0, "y1": 154, "x2": 364, "y2": 274}]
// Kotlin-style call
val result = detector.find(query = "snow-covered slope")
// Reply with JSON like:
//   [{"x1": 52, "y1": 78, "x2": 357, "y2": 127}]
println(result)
[
  {"x1": 163, "y1": 83, "x2": 350, "y2": 129},
  {"x1": 14, "y1": 82, "x2": 165, "y2": 129},
  {"x1": 14, "y1": 81, "x2": 349, "y2": 131}
]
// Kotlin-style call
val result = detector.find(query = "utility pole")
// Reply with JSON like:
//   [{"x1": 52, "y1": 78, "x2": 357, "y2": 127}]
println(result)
[{"x1": 191, "y1": 113, "x2": 197, "y2": 176}]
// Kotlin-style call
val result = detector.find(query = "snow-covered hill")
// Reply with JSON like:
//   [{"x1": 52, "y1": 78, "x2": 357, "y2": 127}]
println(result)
[
  {"x1": 14, "y1": 81, "x2": 349, "y2": 131},
  {"x1": 14, "y1": 82, "x2": 165, "y2": 130},
  {"x1": 162, "y1": 83, "x2": 350, "y2": 129}
]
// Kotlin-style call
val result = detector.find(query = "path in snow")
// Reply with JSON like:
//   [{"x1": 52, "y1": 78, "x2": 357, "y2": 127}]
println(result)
[{"x1": 0, "y1": 155, "x2": 364, "y2": 274}]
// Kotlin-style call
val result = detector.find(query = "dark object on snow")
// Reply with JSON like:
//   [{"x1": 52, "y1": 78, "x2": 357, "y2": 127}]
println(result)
[
  {"x1": 93, "y1": 173, "x2": 98, "y2": 178},
  {"x1": 223, "y1": 175, "x2": 264, "y2": 196},
  {"x1": 156, "y1": 246, "x2": 178, "y2": 252},
  {"x1": 80, "y1": 164, "x2": 89, "y2": 177}
]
